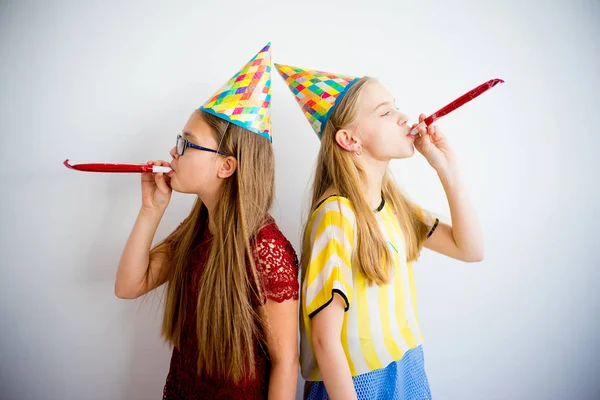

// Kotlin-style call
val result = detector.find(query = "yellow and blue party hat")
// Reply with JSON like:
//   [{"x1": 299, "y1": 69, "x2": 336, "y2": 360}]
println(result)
[{"x1": 200, "y1": 43, "x2": 272, "y2": 141}]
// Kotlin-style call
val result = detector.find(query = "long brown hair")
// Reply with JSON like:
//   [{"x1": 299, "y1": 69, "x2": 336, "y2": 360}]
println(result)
[
  {"x1": 301, "y1": 77, "x2": 431, "y2": 285},
  {"x1": 151, "y1": 110, "x2": 274, "y2": 382}
]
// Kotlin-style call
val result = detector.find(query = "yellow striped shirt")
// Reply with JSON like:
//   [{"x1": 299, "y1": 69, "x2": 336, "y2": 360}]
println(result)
[{"x1": 300, "y1": 195, "x2": 437, "y2": 380}]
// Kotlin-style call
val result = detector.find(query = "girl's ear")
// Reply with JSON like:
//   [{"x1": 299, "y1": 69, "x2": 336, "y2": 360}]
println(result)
[
  {"x1": 217, "y1": 156, "x2": 237, "y2": 179},
  {"x1": 335, "y1": 129, "x2": 362, "y2": 153}
]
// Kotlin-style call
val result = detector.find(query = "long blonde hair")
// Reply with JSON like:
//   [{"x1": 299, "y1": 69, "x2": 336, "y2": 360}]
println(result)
[
  {"x1": 301, "y1": 77, "x2": 431, "y2": 285},
  {"x1": 151, "y1": 110, "x2": 274, "y2": 382}
]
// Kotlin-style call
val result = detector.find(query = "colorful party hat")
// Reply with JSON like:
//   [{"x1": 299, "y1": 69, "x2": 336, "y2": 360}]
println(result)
[
  {"x1": 200, "y1": 43, "x2": 272, "y2": 141},
  {"x1": 275, "y1": 63, "x2": 359, "y2": 138}
]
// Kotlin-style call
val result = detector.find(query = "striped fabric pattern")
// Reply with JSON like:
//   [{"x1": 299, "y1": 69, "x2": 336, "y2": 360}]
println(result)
[{"x1": 300, "y1": 196, "x2": 435, "y2": 381}]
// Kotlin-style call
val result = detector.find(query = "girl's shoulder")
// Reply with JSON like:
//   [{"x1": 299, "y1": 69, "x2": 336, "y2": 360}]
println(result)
[
  {"x1": 252, "y1": 216, "x2": 300, "y2": 303},
  {"x1": 255, "y1": 215, "x2": 288, "y2": 243},
  {"x1": 310, "y1": 195, "x2": 356, "y2": 227},
  {"x1": 253, "y1": 216, "x2": 298, "y2": 266}
]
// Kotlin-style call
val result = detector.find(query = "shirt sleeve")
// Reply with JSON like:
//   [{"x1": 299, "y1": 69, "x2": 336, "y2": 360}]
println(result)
[
  {"x1": 303, "y1": 200, "x2": 356, "y2": 318},
  {"x1": 253, "y1": 224, "x2": 300, "y2": 304},
  {"x1": 413, "y1": 204, "x2": 440, "y2": 238}
]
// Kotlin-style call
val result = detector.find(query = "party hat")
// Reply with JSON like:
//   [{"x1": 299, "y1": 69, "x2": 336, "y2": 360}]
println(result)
[
  {"x1": 200, "y1": 43, "x2": 272, "y2": 141},
  {"x1": 275, "y1": 63, "x2": 359, "y2": 138}
]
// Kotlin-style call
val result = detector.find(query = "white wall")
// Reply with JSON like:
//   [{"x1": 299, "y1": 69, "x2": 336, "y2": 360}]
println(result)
[{"x1": 1, "y1": 0, "x2": 599, "y2": 399}]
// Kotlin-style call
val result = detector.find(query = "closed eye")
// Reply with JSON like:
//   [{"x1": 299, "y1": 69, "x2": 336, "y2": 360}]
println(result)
[{"x1": 382, "y1": 108, "x2": 399, "y2": 117}]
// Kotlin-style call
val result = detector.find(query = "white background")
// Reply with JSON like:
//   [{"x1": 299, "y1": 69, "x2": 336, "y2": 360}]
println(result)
[{"x1": 1, "y1": 0, "x2": 599, "y2": 399}]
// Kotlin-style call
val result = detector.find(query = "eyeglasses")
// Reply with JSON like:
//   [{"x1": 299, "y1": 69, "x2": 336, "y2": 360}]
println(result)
[{"x1": 176, "y1": 135, "x2": 228, "y2": 156}]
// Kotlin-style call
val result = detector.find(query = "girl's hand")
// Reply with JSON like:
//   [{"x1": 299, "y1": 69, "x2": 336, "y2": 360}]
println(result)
[
  {"x1": 141, "y1": 160, "x2": 172, "y2": 213},
  {"x1": 413, "y1": 113, "x2": 456, "y2": 174}
]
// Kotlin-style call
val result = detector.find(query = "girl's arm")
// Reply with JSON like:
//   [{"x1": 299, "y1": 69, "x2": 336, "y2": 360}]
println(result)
[
  {"x1": 263, "y1": 299, "x2": 299, "y2": 400},
  {"x1": 115, "y1": 207, "x2": 170, "y2": 298},
  {"x1": 423, "y1": 169, "x2": 484, "y2": 262},
  {"x1": 311, "y1": 294, "x2": 357, "y2": 400},
  {"x1": 413, "y1": 115, "x2": 485, "y2": 262},
  {"x1": 115, "y1": 161, "x2": 173, "y2": 298}
]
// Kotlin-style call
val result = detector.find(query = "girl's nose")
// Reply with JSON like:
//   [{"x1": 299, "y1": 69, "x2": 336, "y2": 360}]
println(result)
[
  {"x1": 397, "y1": 112, "x2": 409, "y2": 126},
  {"x1": 169, "y1": 146, "x2": 178, "y2": 159}
]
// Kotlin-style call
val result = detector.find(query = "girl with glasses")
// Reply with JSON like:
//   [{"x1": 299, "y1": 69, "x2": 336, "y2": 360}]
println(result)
[{"x1": 115, "y1": 44, "x2": 299, "y2": 400}]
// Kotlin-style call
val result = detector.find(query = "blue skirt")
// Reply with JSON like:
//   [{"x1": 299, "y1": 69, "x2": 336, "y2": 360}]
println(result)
[{"x1": 306, "y1": 346, "x2": 431, "y2": 400}]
